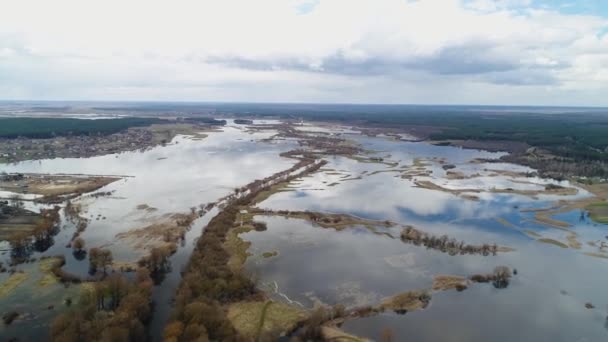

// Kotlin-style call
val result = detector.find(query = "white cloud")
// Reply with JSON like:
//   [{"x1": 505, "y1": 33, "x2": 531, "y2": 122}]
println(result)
[{"x1": 0, "y1": 0, "x2": 607, "y2": 105}]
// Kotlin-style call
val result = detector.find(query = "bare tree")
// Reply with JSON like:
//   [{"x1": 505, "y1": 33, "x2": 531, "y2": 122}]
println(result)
[
  {"x1": 9, "y1": 194, "x2": 23, "y2": 209},
  {"x1": 73, "y1": 237, "x2": 85, "y2": 252}
]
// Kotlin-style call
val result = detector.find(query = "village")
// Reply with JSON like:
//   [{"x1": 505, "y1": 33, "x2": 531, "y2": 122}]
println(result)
[{"x1": 0, "y1": 128, "x2": 163, "y2": 163}]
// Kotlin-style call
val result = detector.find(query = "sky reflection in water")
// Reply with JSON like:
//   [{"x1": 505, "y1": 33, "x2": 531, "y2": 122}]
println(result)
[{"x1": 244, "y1": 132, "x2": 608, "y2": 341}]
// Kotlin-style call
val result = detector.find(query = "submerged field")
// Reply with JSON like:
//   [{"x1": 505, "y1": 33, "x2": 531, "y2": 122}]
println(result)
[{"x1": 1, "y1": 119, "x2": 607, "y2": 341}]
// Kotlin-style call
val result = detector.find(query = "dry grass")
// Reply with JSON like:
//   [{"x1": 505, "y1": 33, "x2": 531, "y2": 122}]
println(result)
[
  {"x1": 586, "y1": 201, "x2": 608, "y2": 224},
  {"x1": 496, "y1": 217, "x2": 517, "y2": 229},
  {"x1": 252, "y1": 209, "x2": 393, "y2": 231},
  {"x1": 445, "y1": 171, "x2": 467, "y2": 180},
  {"x1": 321, "y1": 326, "x2": 369, "y2": 341},
  {"x1": 583, "y1": 252, "x2": 608, "y2": 259},
  {"x1": 533, "y1": 212, "x2": 572, "y2": 229},
  {"x1": 432, "y1": 275, "x2": 469, "y2": 291},
  {"x1": 0, "y1": 211, "x2": 42, "y2": 240},
  {"x1": 414, "y1": 179, "x2": 578, "y2": 199},
  {"x1": 401, "y1": 170, "x2": 432, "y2": 180},
  {"x1": 566, "y1": 233, "x2": 582, "y2": 249},
  {"x1": 538, "y1": 238, "x2": 569, "y2": 248},
  {"x1": 0, "y1": 175, "x2": 119, "y2": 200},
  {"x1": 414, "y1": 180, "x2": 477, "y2": 195},
  {"x1": 37, "y1": 257, "x2": 62, "y2": 288},
  {"x1": 227, "y1": 301, "x2": 307, "y2": 339},
  {"x1": 115, "y1": 211, "x2": 197, "y2": 251},
  {"x1": 225, "y1": 225, "x2": 254, "y2": 273},
  {"x1": 525, "y1": 182, "x2": 608, "y2": 229},
  {"x1": 523, "y1": 229, "x2": 542, "y2": 238},
  {"x1": 380, "y1": 290, "x2": 431, "y2": 312},
  {"x1": 0, "y1": 272, "x2": 28, "y2": 298},
  {"x1": 251, "y1": 183, "x2": 292, "y2": 205}
]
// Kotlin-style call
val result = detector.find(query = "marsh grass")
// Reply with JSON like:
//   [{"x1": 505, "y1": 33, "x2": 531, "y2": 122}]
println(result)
[
  {"x1": 227, "y1": 301, "x2": 307, "y2": 340},
  {"x1": 37, "y1": 257, "x2": 62, "y2": 288},
  {"x1": 538, "y1": 238, "x2": 569, "y2": 248},
  {"x1": 587, "y1": 201, "x2": 608, "y2": 224},
  {"x1": 0, "y1": 272, "x2": 28, "y2": 298}
]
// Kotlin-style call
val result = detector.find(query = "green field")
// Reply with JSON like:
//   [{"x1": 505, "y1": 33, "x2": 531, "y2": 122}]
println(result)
[{"x1": 587, "y1": 202, "x2": 608, "y2": 224}]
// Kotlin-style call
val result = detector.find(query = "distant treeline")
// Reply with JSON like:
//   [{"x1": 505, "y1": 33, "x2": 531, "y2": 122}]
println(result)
[
  {"x1": 202, "y1": 103, "x2": 608, "y2": 162},
  {"x1": 425, "y1": 115, "x2": 608, "y2": 162},
  {"x1": 0, "y1": 117, "x2": 165, "y2": 139},
  {"x1": 181, "y1": 117, "x2": 226, "y2": 126},
  {"x1": 7, "y1": 102, "x2": 608, "y2": 170}
]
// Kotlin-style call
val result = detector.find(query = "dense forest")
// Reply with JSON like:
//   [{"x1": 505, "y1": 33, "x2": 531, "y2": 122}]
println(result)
[
  {"x1": 6, "y1": 102, "x2": 608, "y2": 176},
  {"x1": 211, "y1": 104, "x2": 608, "y2": 159},
  {"x1": 0, "y1": 117, "x2": 165, "y2": 139},
  {"x1": 97, "y1": 102, "x2": 608, "y2": 163},
  {"x1": 196, "y1": 103, "x2": 608, "y2": 175}
]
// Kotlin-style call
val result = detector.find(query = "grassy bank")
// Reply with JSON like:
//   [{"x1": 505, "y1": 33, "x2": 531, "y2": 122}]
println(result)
[
  {"x1": 587, "y1": 202, "x2": 608, "y2": 224},
  {"x1": 164, "y1": 155, "x2": 326, "y2": 341}
]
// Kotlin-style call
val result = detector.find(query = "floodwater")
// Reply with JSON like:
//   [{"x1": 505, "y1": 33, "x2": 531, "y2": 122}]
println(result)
[
  {"x1": 1, "y1": 122, "x2": 607, "y2": 341},
  {"x1": 0, "y1": 121, "x2": 297, "y2": 340},
  {"x1": 241, "y1": 130, "x2": 608, "y2": 341}
]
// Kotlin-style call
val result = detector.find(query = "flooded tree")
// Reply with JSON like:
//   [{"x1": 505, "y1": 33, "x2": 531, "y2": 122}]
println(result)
[
  {"x1": 141, "y1": 246, "x2": 173, "y2": 283},
  {"x1": 9, "y1": 194, "x2": 23, "y2": 209},
  {"x1": 88, "y1": 247, "x2": 100, "y2": 274},
  {"x1": 72, "y1": 237, "x2": 85, "y2": 252},
  {"x1": 380, "y1": 327, "x2": 395, "y2": 342},
  {"x1": 106, "y1": 273, "x2": 130, "y2": 309},
  {"x1": 8, "y1": 232, "x2": 33, "y2": 262},
  {"x1": 51, "y1": 269, "x2": 153, "y2": 342},
  {"x1": 400, "y1": 226, "x2": 505, "y2": 257},
  {"x1": 89, "y1": 247, "x2": 113, "y2": 275},
  {"x1": 492, "y1": 266, "x2": 512, "y2": 289},
  {"x1": 72, "y1": 237, "x2": 87, "y2": 261},
  {"x1": 469, "y1": 266, "x2": 513, "y2": 289},
  {"x1": 98, "y1": 249, "x2": 113, "y2": 275}
]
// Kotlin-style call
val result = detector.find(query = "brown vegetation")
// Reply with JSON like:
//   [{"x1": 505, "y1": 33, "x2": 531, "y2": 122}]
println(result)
[
  {"x1": 50, "y1": 268, "x2": 154, "y2": 341},
  {"x1": 163, "y1": 152, "x2": 327, "y2": 341},
  {"x1": 380, "y1": 290, "x2": 432, "y2": 314},
  {"x1": 226, "y1": 301, "x2": 307, "y2": 340},
  {"x1": 43, "y1": 255, "x2": 81, "y2": 284},
  {"x1": 89, "y1": 248, "x2": 113, "y2": 275},
  {"x1": 64, "y1": 199, "x2": 90, "y2": 241},
  {"x1": 250, "y1": 208, "x2": 394, "y2": 231},
  {"x1": 116, "y1": 211, "x2": 199, "y2": 261},
  {"x1": 4, "y1": 205, "x2": 61, "y2": 264},
  {"x1": 414, "y1": 179, "x2": 578, "y2": 199},
  {"x1": 400, "y1": 226, "x2": 511, "y2": 256},
  {"x1": 0, "y1": 199, "x2": 41, "y2": 241},
  {"x1": 470, "y1": 266, "x2": 513, "y2": 289},
  {"x1": 432, "y1": 275, "x2": 469, "y2": 291},
  {"x1": 0, "y1": 174, "x2": 120, "y2": 204}
]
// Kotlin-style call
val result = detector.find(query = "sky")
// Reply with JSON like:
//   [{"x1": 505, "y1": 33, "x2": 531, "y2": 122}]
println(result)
[{"x1": 1, "y1": 0, "x2": 607, "y2": 106}]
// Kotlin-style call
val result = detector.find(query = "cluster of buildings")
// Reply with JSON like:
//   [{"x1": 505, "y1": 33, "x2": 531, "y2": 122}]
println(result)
[{"x1": 0, "y1": 129, "x2": 157, "y2": 163}]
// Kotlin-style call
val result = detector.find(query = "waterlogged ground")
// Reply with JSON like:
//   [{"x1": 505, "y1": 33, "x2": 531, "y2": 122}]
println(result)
[
  {"x1": 240, "y1": 125, "x2": 608, "y2": 341},
  {"x1": 0, "y1": 120, "x2": 297, "y2": 340},
  {"x1": 1, "y1": 121, "x2": 607, "y2": 341}
]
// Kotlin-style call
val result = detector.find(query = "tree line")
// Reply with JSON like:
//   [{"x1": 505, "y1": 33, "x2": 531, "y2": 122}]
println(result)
[{"x1": 164, "y1": 156, "x2": 327, "y2": 341}]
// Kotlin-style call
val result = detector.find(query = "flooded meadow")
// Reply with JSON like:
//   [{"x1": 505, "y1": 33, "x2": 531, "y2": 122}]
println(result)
[{"x1": 1, "y1": 120, "x2": 607, "y2": 341}]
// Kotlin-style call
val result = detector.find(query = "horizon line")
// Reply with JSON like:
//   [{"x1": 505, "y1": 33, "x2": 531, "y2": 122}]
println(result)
[{"x1": 1, "y1": 99, "x2": 608, "y2": 110}]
